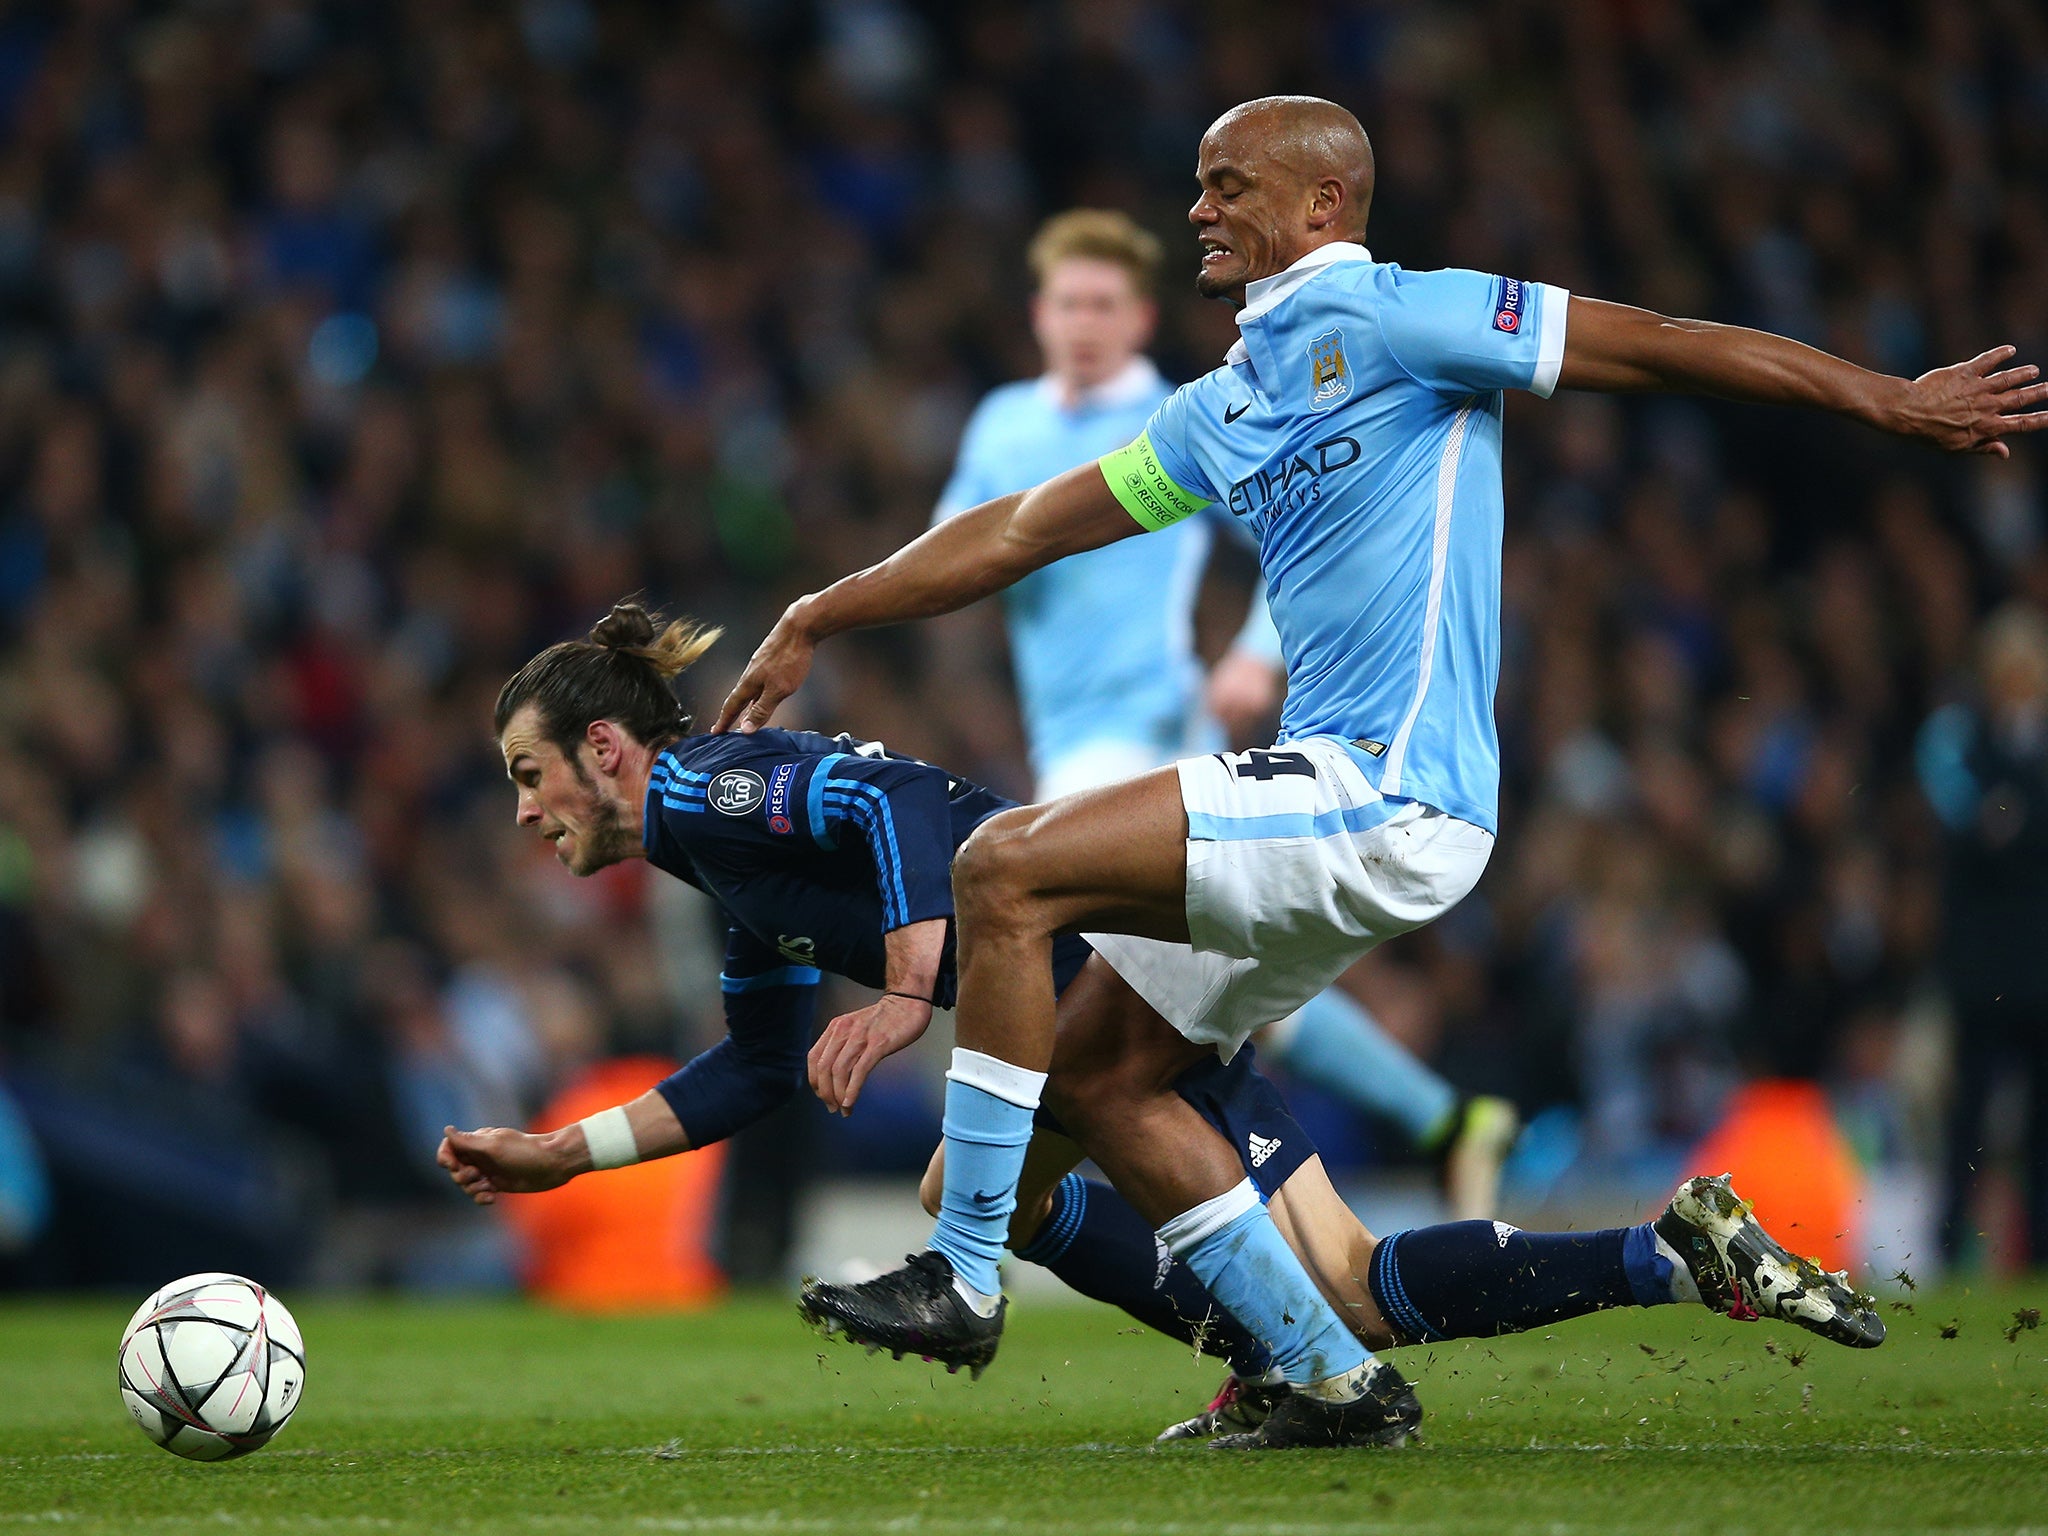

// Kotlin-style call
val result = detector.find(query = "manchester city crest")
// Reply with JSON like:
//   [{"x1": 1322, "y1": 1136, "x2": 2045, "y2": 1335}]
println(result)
[{"x1": 1307, "y1": 326, "x2": 1350, "y2": 411}]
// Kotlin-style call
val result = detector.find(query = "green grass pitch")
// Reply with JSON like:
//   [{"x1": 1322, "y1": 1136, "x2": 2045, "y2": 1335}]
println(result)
[{"x1": 5, "y1": 1285, "x2": 2048, "y2": 1534}]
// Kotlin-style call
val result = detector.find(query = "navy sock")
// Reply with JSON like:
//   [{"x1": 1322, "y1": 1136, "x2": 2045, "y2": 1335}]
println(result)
[
  {"x1": 1368, "y1": 1221, "x2": 1673, "y2": 1343},
  {"x1": 1017, "y1": 1174, "x2": 1272, "y2": 1377}
]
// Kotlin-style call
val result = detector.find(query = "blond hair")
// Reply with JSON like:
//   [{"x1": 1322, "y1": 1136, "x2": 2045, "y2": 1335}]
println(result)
[
  {"x1": 588, "y1": 602, "x2": 722, "y2": 678},
  {"x1": 1027, "y1": 209, "x2": 1162, "y2": 295}
]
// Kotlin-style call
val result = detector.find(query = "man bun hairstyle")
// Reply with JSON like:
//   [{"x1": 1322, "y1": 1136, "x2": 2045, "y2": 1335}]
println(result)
[
  {"x1": 1027, "y1": 208, "x2": 1162, "y2": 296},
  {"x1": 495, "y1": 599, "x2": 723, "y2": 757}
]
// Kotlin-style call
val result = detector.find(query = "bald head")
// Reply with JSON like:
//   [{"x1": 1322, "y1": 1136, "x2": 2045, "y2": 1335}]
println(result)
[{"x1": 1189, "y1": 96, "x2": 1376, "y2": 302}]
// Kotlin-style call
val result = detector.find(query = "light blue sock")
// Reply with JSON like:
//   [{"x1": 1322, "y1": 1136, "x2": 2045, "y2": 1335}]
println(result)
[
  {"x1": 1159, "y1": 1178, "x2": 1373, "y2": 1391},
  {"x1": 926, "y1": 1049, "x2": 1046, "y2": 1300},
  {"x1": 1264, "y1": 989, "x2": 1459, "y2": 1146}
]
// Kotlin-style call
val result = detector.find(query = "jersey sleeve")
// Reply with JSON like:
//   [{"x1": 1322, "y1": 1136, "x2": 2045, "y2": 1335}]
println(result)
[
  {"x1": 654, "y1": 923, "x2": 819, "y2": 1148},
  {"x1": 1378, "y1": 268, "x2": 1570, "y2": 399},
  {"x1": 933, "y1": 397, "x2": 1001, "y2": 523},
  {"x1": 1098, "y1": 384, "x2": 1219, "y2": 533},
  {"x1": 803, "y1": 751, "x2": 957, "y2": 932}
]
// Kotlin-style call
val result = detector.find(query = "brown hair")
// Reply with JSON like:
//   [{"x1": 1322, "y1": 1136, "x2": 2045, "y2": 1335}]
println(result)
[
  {"x1": 1027, "y1": 209, "x2": 1162, "y2": 295},
  {"x1": 494, "y1": 600, "x2": 722, "y2": 757}
]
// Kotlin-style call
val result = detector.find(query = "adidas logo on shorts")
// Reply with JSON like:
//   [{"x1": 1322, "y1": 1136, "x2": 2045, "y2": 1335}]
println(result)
[{"x1": 1248, "y1": 1133, "x2": 1282, "y2": 1168}]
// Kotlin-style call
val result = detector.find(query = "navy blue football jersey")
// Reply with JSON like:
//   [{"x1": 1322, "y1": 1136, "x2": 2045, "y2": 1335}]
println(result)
[
  {"x1": 646, "y1": 728, "x2": 1024, "y2": 1004},
  {"x1": 634, "y1": 727, "x2": 1311, "y2": 1187},
  {"x1": 642, "y1": 728, "x2": 1093, "y2": 1148}
]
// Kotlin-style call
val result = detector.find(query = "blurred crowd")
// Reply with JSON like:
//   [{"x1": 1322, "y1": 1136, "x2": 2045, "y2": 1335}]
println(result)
[{"x1": 3, "y1": 0, "x2": 2048, "y2": 1288}]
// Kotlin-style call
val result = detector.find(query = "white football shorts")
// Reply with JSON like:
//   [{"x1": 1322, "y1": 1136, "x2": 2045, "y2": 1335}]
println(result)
[{"x1": 1088, "y1": 736, "x2": 1494, "y2": 1059}]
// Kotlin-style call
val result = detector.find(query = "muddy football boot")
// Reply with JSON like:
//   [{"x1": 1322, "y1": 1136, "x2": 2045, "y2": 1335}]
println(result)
[
  {"x1": 1208, "y1": 1362, "x2": 1422, "y2": 1450},
  {"x1": 1655, "y1": 1172, "x2": 1884, "y2": 1348},
  {"x1": 799, "y1": 1251, "x2": 1006, "y2": 1378},
  {"x1": 1155, "y1": 1373, "x2": 1289, "y2": 1444}
]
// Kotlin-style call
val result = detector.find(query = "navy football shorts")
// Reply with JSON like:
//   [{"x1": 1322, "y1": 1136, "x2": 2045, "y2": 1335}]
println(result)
[{"x1": 1032, "y1": 1042, "x2": 1315, "y2": 1199}]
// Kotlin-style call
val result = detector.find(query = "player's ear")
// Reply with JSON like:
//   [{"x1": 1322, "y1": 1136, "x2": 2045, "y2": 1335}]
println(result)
[
  {"x1": 585, "y1": 719, "x2": 626, "y2": 776},
  {"x1": 1307, "y1": 176, "x2": 1344, "y2": 231}
]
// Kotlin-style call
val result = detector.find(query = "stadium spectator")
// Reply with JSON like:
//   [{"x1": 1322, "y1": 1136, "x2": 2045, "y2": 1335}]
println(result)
[
  {"x1": 0, "y1": 0, "x2": 2042, "y2": 1281},
  {"x1": 1919, "y1": 601, "x2": 2048, "y2": 1267}
]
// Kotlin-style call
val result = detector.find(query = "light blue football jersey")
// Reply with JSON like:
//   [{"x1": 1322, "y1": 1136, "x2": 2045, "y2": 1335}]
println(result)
[
  {"x1": 935, "y1": 360, "x2": 1216, "y2": 780},
  {"x1": 1100, "y1": 243, "x2": 1568, "y2": 833}
]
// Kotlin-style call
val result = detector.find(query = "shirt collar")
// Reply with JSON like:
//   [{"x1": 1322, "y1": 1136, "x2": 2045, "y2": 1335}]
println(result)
[
  {"x1": 1225, "y1": 242, "x2": 1373, "y2": 366},
  {"x1": 1037, "y1": 355, "x2": 1164, "y2": 412}
]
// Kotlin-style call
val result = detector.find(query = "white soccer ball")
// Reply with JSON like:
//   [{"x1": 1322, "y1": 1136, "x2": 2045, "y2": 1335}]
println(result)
[{"x1": 116, "y1": 1272, "x2": 306, "y2": 1461}]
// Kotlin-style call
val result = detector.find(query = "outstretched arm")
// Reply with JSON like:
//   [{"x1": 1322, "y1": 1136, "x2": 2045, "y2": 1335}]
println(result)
[
  {"x1": 438, "y1": 928, "x2": 818, "y2": 1205},
  {"x1": 437, "y1": 1090, "x2": 685, "y2": 1206},
  {"x1": 1557, "y1": 296, "x2": 2048, "y2": 456},
  {"x1": 716, "y1": 461, "x2": 1136, "y2": 732}
]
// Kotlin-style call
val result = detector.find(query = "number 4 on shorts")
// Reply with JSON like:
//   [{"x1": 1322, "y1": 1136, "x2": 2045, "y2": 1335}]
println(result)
[{"x1": 1234, "y1": 750, "x2": 1315, "y2": 781}]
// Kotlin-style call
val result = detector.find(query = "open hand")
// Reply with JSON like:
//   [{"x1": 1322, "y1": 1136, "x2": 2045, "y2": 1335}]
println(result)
[
  {"x1": 436, "y1": 1124, "x2": 572, "y2": 1206},
  {"x1": 808, "y1": 994, "x2": 934, "y2": 1116},
  {"x1": 1897, "y1": 346, "x2": 2048, "y2": 456},
  {"x1": 714, "y1": 605, "x2": 817, "y2": 733}
]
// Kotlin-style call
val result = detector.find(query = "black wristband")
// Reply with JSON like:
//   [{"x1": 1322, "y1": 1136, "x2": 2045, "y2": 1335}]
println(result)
[{"x1": 883, "y1": 990, "x2": 934, "y2": 1006}]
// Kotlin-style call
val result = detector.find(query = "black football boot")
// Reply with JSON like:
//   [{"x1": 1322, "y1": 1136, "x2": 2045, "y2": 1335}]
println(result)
[
  {"x1": 1207, "y1": 1361, "x2": 1422, "y2": 1450},
  {"x1": 799, "y1": 1251, "x2": 1006, "y2": 1379}
]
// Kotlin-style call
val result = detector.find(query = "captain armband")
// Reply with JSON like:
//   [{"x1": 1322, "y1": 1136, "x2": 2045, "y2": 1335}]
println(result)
[{"x1": 1098, "y1": 432, "x2": 1213, "y2": 532}]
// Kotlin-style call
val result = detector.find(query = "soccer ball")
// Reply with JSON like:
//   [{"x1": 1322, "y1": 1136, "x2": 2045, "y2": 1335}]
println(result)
[{"x1": 117, "y1": 1272, "x2": 306, "y2": 1461}]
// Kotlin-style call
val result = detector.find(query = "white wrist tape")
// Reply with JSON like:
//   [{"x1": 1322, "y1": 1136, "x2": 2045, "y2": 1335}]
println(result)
[{"x1": 578, "y1": 1106, "x2": 640, "y2": 1170}]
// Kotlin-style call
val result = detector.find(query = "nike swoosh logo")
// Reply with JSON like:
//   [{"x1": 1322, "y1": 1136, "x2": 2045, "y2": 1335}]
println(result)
[
  {"x1": 1224, "y1": 402, "x2": 1251, "y2": 423},
  {"x1": 970, "y1": 1189, "x2": 1004, "y2": 1209}
]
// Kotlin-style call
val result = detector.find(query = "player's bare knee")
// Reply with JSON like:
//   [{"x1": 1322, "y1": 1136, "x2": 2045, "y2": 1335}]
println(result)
[{"x1": 952, "y1": 809, "x2": 1050, "y2": 935}]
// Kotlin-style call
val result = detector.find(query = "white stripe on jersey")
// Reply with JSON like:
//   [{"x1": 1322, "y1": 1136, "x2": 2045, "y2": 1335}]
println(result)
[
  {"x1": 1380, "y1": 398, "x2": 1475, "y2": 799},
  {"x1": 1532, "y1": 288, "x2": 1571, "y2": 397}
]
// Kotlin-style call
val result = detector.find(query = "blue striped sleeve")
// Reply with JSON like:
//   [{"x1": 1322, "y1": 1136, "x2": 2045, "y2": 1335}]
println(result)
[
  {"x1": 657, "y1": 923, "x2": 819, "y2": 1147},
  {"x1": 810, "y1": 755, "x2": 957, "y2": 931},
  {"x1": 649, "y1": 754, "x2": 710, "y2": 815}
]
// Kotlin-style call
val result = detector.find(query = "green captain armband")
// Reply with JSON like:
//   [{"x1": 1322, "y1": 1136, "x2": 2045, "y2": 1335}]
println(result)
[{"x1": 1098, "y1": 432, "x2": 1212, "y2": 532}]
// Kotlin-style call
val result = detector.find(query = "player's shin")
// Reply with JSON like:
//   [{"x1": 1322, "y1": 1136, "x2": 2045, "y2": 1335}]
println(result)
[
  {"x1": 1017, "y1": 1173, "x2": 1271, "y2": 1376},
  {"x1": 1364, "y1": 1220, "x2": 1692, "y2": 1343},
  {"x1": 927, "y1": 1049, "x2": 1047, "y2": 1306},
  {"x1": 1157, "y1": 1178, "x2": 1374, "y2": 1397}
]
